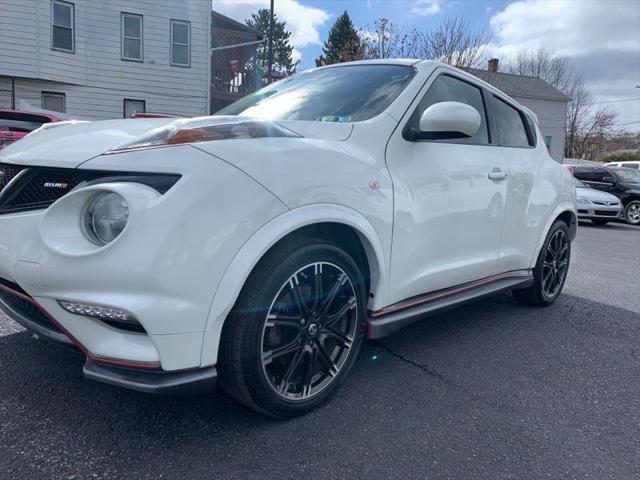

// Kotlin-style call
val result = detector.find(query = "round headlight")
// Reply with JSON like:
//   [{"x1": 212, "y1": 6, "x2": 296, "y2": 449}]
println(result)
[{"x1": 82, "y1": 192, "x2": 129, "y2": 245}]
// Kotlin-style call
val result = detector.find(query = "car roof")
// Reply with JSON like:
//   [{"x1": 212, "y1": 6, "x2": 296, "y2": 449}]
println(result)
[{"x1": 320, "y1": 58, "x2": 427, "y2": 68}]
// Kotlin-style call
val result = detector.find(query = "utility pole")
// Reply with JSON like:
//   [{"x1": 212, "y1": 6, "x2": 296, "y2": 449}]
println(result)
[{"x1": 267, "y1": 0, "x2": 274, "y2": 84}]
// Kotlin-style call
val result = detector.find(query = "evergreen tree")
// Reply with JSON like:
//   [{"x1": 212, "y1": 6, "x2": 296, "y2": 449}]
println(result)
[
  {"x1": 317, "y1": 11, "x2": 363, "y2": 65},
  {"x1": 246, "y1": 9, "x2": 296, "y2": 77}
]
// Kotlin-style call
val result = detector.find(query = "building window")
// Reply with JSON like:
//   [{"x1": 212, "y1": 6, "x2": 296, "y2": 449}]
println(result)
[
  {"x1": 123, "y1": 98, "x2": 145, "y2": 118},
  {"x1": 122, "y1": 13, "x2": 143, "y2": 61},
  {"x1": 544, "y1": 135, "x2": 552, "y2": 151},
  {"x1": 170, "y1": 20, "x2": 190, "y2": 67},
  {"x1": 42, "y1": 92, "x2": 66, "y2": 113},
  {"x1": 51, "y1": 1, "x2": 74, "y2": 53}
]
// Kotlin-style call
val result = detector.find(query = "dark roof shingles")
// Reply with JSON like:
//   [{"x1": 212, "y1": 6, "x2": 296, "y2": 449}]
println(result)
[{"x1": 464, "y1": 67, "x2": 570, "y2": 102}]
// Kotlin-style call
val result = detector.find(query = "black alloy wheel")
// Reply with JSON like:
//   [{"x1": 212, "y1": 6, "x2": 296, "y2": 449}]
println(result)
[
  {"x1": 261, "y1": 261, "x2": 358, "y2": 401},
  {"x1": 513, "y1": 219, "x2": 571, "y2": 306},
  {"x1": 218, "y1": 238, "x2": 366, "y2": 417},
  {"x1": 541, "y1": 229, "x2": 570, "y2": 300}
]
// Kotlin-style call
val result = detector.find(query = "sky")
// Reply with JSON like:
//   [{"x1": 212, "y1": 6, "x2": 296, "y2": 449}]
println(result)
[{"x1": 213, "y1": 0, "x2": 640, "y2": 130}]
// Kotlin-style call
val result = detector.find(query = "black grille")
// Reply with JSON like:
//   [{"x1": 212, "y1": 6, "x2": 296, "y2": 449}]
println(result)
[
  {"x1": 0, "y1": 162, "x2": 180, "y2": 214},
  {"x1": 0, "y1": 163, "x2": 94, "y2": 214},
  {"x1": 2, "y1": 166, "x2": 93, "y2": 213},
  {"x1": 0, "y1": 278, "x2": 61, "y2": 333},
  {"x1": 594, "y1": 210, "x2": 619, "y2": 217},
  {"x1": 0, "y1": 163, "x2": 25, "y2": 191}
]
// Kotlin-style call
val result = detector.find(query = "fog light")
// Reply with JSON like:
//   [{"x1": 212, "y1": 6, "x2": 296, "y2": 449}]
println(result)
[
  {"x1": 82, "y1": 192, "x2": 129, "y2": 246},
  {"x1": 58, "y1": 301, "x2": 145, "y2": 333}
]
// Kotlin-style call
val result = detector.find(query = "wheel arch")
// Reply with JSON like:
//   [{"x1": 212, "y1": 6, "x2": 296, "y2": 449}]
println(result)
[
  {"x1": 530, "y1": 203, "x2": 577, "y2": 267},
  {"x1": 200, "y1": 204, "x2": 388, "y2": 366}
]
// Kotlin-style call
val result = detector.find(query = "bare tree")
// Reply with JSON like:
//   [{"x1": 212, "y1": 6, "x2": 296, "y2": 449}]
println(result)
[
  {"x1": 572, "y1": 105, "x2": 617, "y2": 160},
  {"x1": 361, "y1": 18, "x2": 422, "y2": 59},
  {"x1": 564, "y1": 76, "x2": 590, "y2": 158},
  {"x1": 504, "y1": 46, "x2": 574, "y2": 92},
  {"x1": 503, "y1": 47, "x2": 618, "y2": 160},
  {"x1": 361, "y1": 16, "x2": 488, "y2": 67},
  {"x1": 423, "y1": 17, "x2": 489, "y2": 68}
]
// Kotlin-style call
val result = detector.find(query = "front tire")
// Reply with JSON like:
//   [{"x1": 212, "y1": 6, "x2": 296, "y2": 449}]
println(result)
[
  {"x1": 513, "y1": 220, "x2": 571, "y2": 306},
  {"x1": 624, "y1": 200, "x2": 640, "y2": 225},
  {"x1": 218, "y1": 237, "x2": 367, "y2": 417}
]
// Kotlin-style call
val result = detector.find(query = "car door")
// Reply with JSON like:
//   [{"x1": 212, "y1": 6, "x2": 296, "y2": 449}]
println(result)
[
  {"x1": 490, "y1": 95, "x2": 545, "y2": 273},
  {"x1": 385, "y1": 71, "x2": 508, "y2": 305},
  {"x1": 577, "y1": 168, "x2": 617, "y2": 193}
]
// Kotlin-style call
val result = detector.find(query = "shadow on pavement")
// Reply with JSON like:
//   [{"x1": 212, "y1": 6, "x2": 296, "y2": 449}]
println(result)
[{"x1": 1, "y1": 292, "x2": 639, "y2": 479}]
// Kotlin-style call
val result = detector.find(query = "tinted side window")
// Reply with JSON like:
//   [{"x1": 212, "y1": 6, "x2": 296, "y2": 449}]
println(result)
[
  {"x1": 410, "y1": 74, "x2": 489, "y2": 145},
  {"x1": 595, "y1": 169, "x2": 616, "y2": 183},
  {"x1": 494, "y1": 97, "x2": 531, "y2": 147},
  {"x1": 573, "y1": 169, "x2": 593, "y2": 182}
]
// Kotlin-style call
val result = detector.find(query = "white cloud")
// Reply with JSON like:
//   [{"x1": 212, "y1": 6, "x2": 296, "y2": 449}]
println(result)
[
  {"x1": 488, "y1": 0, "x2": 640, "y2": 128},
  {"x1": 213, "y1": 0, "x2": 330, "y2": 53},
  {"x1": 409, "y1": 0, "x2": 443, "y2": 16},
  {"x1": 490, "y1": 0, "x2": 639, "y2": 56}
]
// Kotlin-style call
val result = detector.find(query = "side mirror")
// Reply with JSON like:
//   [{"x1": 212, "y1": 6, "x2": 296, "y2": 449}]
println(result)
[{"x1": 411, "y1": 101, "x2": 481, "y2": 141}]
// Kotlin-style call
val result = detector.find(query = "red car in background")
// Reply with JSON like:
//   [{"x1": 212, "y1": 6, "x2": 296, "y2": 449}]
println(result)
[{"x1": 0, "y1": 110, "x2": 61, "y2": 150}]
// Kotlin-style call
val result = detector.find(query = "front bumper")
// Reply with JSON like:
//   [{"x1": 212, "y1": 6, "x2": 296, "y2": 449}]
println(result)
[
  {"x1": 0, "y1": 278, "x2": 72, "y2": 346},
  {"x1": 577, "y1": 204, "x2": 622, "y2": 220},
  {"x1": 0, "y1": 276, "x2": 217, "y2": 394},
  {"x1": 0, "y1": 145, "x2": 287, "y2": 377}
]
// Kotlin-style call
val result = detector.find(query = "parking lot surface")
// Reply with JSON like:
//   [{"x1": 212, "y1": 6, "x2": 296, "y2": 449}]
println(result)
[{"x1": 1, "y1": 222, "x2": 638, "y2": 480}]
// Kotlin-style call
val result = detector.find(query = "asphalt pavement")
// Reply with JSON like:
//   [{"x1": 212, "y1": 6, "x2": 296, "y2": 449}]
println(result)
[{"x1": 1, "y1": 222, "x2": 638, "y2": 480}]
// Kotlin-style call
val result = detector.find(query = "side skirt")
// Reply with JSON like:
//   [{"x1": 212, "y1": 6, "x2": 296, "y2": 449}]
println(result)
[{"x1": 366, "y1": 270, "x2": 533, "y2": 339}]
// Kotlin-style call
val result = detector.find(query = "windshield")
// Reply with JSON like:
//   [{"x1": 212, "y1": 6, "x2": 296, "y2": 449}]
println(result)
[
  {"x1": 0, "y1": 119, "x2": 46, "y2": 133},
  {"x1": 612, "y1": 167, "x2": 640, "y2": 184},
  {"x1": 216, "y1": 64, "x2": 416, "y2": 122},
  {"x1": 573, "y1": 177, "x2": 587, "y2": 188}
]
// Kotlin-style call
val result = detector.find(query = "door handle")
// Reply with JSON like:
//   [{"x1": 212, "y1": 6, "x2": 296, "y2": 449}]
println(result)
[{"x1": 488, "y1": 170, "x2": 508, "y2": 181}]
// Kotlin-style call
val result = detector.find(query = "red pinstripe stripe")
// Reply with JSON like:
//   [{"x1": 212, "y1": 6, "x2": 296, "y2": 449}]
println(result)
[
  {"x1": 370, "y1": 270, "x2": 532, "y2": 319},
  {"x1": 0, "y1": 283, "x2": 161, "y2": 370}
]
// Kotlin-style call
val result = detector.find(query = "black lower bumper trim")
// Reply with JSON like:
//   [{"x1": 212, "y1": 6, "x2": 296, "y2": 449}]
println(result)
[
  {"x1": 0, "y1": 290, "x2": 73, "y2": 346},
  {"x1": 83, "y1": 359, "x2": 218, "y2": 395}
]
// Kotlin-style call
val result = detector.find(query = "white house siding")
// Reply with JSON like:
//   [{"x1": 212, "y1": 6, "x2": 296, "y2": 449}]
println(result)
[
  {"x1": 0, "y1": 0, "x2": 210, "y2": 119},
  {"x1": 511, "y1": 96, "x2": 567, "y2": 162}
]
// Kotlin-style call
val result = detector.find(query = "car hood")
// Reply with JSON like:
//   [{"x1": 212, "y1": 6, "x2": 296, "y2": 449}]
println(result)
[
  {"x1": 576, "y1": 187, "x2": 620, "y2": 203},
  {"x1": 0, "y1": 118, "x2": 174, "y2": 168},
  {"x1": 0, "y1": 116, "x2": 353, "y2": 169}
]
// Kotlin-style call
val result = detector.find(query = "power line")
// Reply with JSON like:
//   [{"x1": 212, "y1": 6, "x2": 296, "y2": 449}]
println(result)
[{"x1": 585, "y1": 97, "x2": 640, "y2": 105}]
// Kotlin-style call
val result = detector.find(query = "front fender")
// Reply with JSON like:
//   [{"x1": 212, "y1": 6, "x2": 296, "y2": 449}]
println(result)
[{"x1": 200, "y1": 203, "x2": 388, "y2": 366}]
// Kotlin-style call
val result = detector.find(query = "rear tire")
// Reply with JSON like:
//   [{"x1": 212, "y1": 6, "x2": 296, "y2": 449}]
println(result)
[
  {"x1": 624, "y1": 200, "x2": 640, "y2": 225},
  {"x1": 513, "y1": 220, "x2": 571, "y2": 307},
  {"x1": 591, "y1": 219, "x2": 609, "y2": 225},
  {"x1": 218, "y1": 237, "x2": 367, "y2": 418}
]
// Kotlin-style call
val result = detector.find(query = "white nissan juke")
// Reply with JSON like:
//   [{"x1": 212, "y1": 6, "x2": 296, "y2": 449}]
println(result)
[{"x1": 0, "y1": 60, "x2": 576, "y2": 417}]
